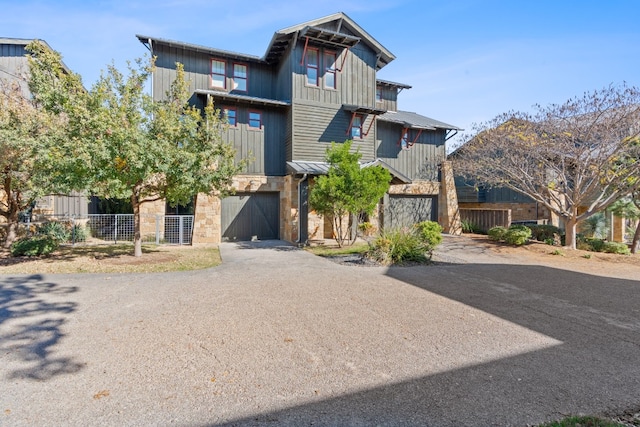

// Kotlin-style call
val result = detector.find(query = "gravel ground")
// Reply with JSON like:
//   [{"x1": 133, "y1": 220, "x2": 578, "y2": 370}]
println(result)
[{"x1": 1, "y1": 236, "x2": 639, "y2": 426}]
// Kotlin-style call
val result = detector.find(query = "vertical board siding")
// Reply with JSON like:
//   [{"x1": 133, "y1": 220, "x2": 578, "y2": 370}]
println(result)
[
  {"x1": 292, "y1": 101, "x2": 375, "y2": 162},
  {"x1": 384, "y1": 195, "x2": 437, "y2": 229},
  {"x1": 376, "y1": 122, "x2": 446, "y2": 180}
]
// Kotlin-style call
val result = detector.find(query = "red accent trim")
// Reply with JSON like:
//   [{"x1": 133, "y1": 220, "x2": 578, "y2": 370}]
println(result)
[
  {"x1": 397, "y1": 127, "x2": 410, "y2": 147},
  {"x1": 346, "y1": 112, "x2": 356, "y2": 135},
  {"x1": 232, "y1": 62, "x2": 248, "y2": 92},
  {"x1": 305, "y1": 47, "x2": 319, "y2": 86},
  {"x1": 300, "y1": 36, "x2": 310, "y2": 66},
  {"x1": 363, "y1": 116, "x2": 375, "y2": 137},
  {"x1": 248, "y1": 110, "x2": 262, "y2": 129},
  {"x1": 335, "y1": 47, "x2": 350, "y2": 72},
  {"x1": 324, "y1": 50, "x2": 337, "y2": 89},
  {"x1": 210, "y1": 58, "x2": 226, "y2": 89}
]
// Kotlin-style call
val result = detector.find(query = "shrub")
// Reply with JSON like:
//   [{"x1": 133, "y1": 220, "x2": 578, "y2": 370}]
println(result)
[
  {"x1": 504, "y1": 225, "x2": 532, "y2": 246},
  {"x1": 488, "y1": 226, "x2": 507, "y2": 241},
  {"x1": 586, "y1": 238, "x2": 605, "y2": 252},
  {"x1": 602, "y1": 241, "x2": 631, "y2": 255},
  {"x1": 367, "y1": 222, "x2": 443, "y2": 265},
  {"x1": 38, "y1": 221, "x2": 70, "y2": 242},
  {"x1": 70, "y1": 224, "x2": 89, "y2": 242},
  {"x1": 10, "y1": 235, "x2": 59, "y2": 257},
  {"x1": 544, "y1": 238, "x2": 555, "y2": 246},
  {"x1": 461, "y1": 219, "x2": 481, "y2": 234},
  {"x1": 358, "y1": 221, "x2": 375, "y2": 237},
  {"x1": 528, "y1": 224, "x2": 562, "y2": 242}
]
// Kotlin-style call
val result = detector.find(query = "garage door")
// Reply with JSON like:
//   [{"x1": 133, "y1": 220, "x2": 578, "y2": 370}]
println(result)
[
  {"x1": 221, "y1": 192, "x2": 280, "y2": 241},
  {"x1": 384, "y1": 195, "x2": 437, "y2": 229}
]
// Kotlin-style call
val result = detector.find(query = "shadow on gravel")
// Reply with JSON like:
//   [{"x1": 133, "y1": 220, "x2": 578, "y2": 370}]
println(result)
[
  {"x1": 232, "y1": 240, "x2": 300, "y2": 252},
  {"x1": 213, "y1": 263, "x2": 640, "y2": 427},
  {"x1": 0, "y1": 275, "x2": 84, "y2": 380}
]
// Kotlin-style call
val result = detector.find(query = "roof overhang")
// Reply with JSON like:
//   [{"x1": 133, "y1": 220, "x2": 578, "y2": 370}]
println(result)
[
  {"x1": 299, "y1": 25, "x2": 361, "y2": 48},
  {"x1": 287, "y1": 159, "x2": 411, "y2": 185},
  {"x1": 136, "y1": 35, "x2": 265, "y2": 63},
  {"x1": 195, "y1": 89, "x2": 290, "y2": 108},
  {"x1": 343, "y1": 104, "x2": 387, "y2": 115}
]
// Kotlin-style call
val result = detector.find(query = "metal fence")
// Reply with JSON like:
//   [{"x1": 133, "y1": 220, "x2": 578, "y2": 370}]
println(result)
[{"x1": 18, "y1": 214, "x2": 194, "y2": 245}]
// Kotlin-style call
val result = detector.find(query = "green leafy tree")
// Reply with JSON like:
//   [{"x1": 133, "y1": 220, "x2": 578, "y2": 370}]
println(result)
[
  {"x1": 0, "y1": 42, "x2": 83, "y2": 248},
  {"x1": 309, "y1": 140, "x2": 391, "y2": 247},
  {"x1": 610, "y1": 195, "x2": 640, "y2": 253},
  {"x1": 29, "y1": 44, "x2": 244, "y2": 256},
  {"x1": 454, "y1": 84, "x2": 640, "y2": 249}
]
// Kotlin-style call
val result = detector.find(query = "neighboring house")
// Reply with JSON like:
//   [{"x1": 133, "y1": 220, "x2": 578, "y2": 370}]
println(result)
[
  {"x1": 0, "y1": 37, "x2": 89, "y2": 221},
  {"x1": 137, "y1": 12, "x2": 461, "y2": 243}
]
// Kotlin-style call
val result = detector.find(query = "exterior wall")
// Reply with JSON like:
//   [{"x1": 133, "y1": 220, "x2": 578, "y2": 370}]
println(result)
[
  {"x1": 376, "y1": 85, "x2": 398, "y2": 112},
  {"x1": 438, "y1": 161, "x2": 462, "y2": 234},
  {"x1": 139, "y1": 199, "x2": 166, "y2": 239},
  {"x1": 458, "y1": 201, "x2": 551, "y2": 223},
  {"x1": 377, "y1": 123, "x2": 446, "y2": 180},
  {"x1": 0, "y1": 42, "x2": 30, "y2": 96}
]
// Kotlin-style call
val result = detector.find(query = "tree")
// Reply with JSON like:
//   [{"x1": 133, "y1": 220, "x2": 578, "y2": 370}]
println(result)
[
  {"x1": 610, "y1": 193, "x2": 640, "y2": 254},
  {"x1": 309, "y1": 140, "x2": 391, "y2": 247},
  {"x1": 0, "y1": 42, "x2": 83, "y2": 248},
  {"x1": 29, "y1": 44, "x2": 244, "y2": 256},
  {"x1": 454, "y1": 84, "x2": 640, "y2": 249}
]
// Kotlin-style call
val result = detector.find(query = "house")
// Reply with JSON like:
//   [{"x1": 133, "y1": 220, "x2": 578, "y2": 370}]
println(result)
[
  {"x1": 136, "y1": 12, "x2": 462, "y2": 244},
  {"x1": 0, "y1": 38, "x2": 89, "y2": 221}
]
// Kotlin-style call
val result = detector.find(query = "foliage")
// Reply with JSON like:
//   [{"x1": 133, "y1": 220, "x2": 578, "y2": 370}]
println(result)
[
  {"x1": 366, "y1": 221, "x2": 443, "y2": 265},
  {"x1": 309, "y1": 140, "x2": 391, "y2": 247},
  {"x1": 550, "y1": 249, "x2": 564, "y2": 256},
  {"x1": 602, "y1": 241, "x2": 631, "y2": 255},
  {"x1": 610, "y1": 195, "x2": 640, "y2": 254},
  {"x1": 504, "y1": 226, "x2": 532, "y2": 246},
  {"x1": 528, "y1": 224, "x2": 562, "y2": 242},
  {"x1": 454, "y1": 84, "x2": 640, "y2": 249},
  {"x1": 358, "y1": 221, "x2": 375, "y2": 237},
  {"x1": 579, "y1": 212, "x2": 608, "y2": 239},
  {"x1": 488, "y1": 226, "x2": 508, "y2": 241},
  {"x1": 30, "y1": 48, "x2": 245, "y2": 257},
  {"x1": 0, "y1": 41, "x2": 85, "y2": 248},
  {"x1": 10, "y1": 235, "x2": 58, "y2": 257},
  {"x1": 37, "y1": 221, "x2": 70, "y2": 242},
  {"x1": 577, "y1": 237, "x2": 631, "y2": 255},
  {"x1": 461, "y1": 219, "x2": 481, "y2": 233},
  {"x1": 70, "y1": 224, "x2": 89, "y2": 242}
]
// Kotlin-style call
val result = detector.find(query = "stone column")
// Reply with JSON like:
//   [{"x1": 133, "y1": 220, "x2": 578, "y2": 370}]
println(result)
[
  {"x1": 139, "y1": 199, "x2": 165, "y2": 241},
  {"x1": 192, "y1": 193, "x2": 221, "y2": 244},
  {"x1": 438, "y1": 161, "x2": 462, "y2": 235}
]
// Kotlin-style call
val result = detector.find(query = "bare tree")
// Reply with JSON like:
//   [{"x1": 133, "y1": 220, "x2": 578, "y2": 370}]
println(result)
[{"x1": 454, "y1": 84, "x2": 640, "y2": 249}]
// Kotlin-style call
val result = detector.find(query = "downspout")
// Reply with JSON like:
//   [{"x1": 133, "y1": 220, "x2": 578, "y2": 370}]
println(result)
[{"x1": 296, "y1": 174, "x2": 308, "y2": 245}]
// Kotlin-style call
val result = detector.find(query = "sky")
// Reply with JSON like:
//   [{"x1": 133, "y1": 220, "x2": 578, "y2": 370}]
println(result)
[{"x1": 2, "y1": 0, "x2": 639, "y2": 148}]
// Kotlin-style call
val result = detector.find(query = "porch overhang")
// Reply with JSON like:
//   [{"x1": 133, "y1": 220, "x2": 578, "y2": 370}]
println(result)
[
  {"x1": 195, "y1": 89, "x2": 290, "y2": 108},
  {"x1": 287, "y1": 159, "x2": 411, "y2": 185}
]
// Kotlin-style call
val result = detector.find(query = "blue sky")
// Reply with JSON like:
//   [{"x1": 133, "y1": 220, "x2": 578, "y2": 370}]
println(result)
[{"x1": 2, "y1": 0, "x2": 639, "y2": 147}]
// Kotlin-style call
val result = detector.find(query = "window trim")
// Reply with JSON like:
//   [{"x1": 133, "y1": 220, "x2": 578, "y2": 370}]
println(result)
[
  {"x1": 306, "y1": 47, "x2": 319, "y2": 87},
  {"x1": 232, "y1": 62, "x2": 248, "y2": 93},
  {"x1": 223, "y1": 106, "x2": 237, "y2": 127},
  {"x1": 210, "y1": 58, "x2": 226, "y2": 90},
  {"x1": 350, "y1": 114, "x2": 363, "y2": 139},
  {"x1": 248, "y1": 110, "x2": 262, "y2": 129},
  {"x1": 324, "y1": 50, "x2": 337, "y2": 90}
]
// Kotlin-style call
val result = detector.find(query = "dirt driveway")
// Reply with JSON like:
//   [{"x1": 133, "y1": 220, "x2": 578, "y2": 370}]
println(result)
[{"x1": 1, "y1": 236, "x2": 639, "y2": 426}]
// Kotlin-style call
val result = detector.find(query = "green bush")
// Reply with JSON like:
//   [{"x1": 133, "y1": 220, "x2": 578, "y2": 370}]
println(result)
[
  {"x1": 38, "y1": 221, "x2": 70, "y2": 242},
  {"x1": 504, "y1": 225, "x2": 532, "y2": 246},
  {"x1": 10, "y1": 235, "x2": 59, "y2": 257},
  {"x1": 70, "y1": 224, "x2": 89, "y2": 242},
  {"x1": 488, "y1": 226, "x2": 507, "y2": 241},
  {"x1": 367, "y1": 222, "x2": 443, "y2": 265},
  {"x1": 460, "y1": 219, "x2": 481, "y2": 234},
  {"x1": 602, "y1": 241, "x2": 631, "y2": 255},
  {"x1": 528, "y1": 224, "x2": 563, "y2": 242}
]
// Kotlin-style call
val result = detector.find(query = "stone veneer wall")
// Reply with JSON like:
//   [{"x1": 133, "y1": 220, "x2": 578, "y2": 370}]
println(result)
[
  {"x1": 438, "y1": 161, "x2": 462, "y2": 235},
  {"x1": 139, "y1": 199, "x2": 166, "y2": 240}
]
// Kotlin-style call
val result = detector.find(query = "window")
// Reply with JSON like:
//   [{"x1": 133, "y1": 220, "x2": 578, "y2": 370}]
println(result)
[
  {"x1": 376, "y1": 87, "x2": 382, "y2": 103},
  {"x1": 306, "y1": 48, "x2": 319, "y2": 86},
  {"x1": 232, "y1": 63, "x2": 247, "y2": 92},
  {"x1": 400, "y1": 129, "x2": 409, "y2": 150},
  {"x1": 224, "y1": 107, "x2": 237, "y2": 126},
  {"x1": 351, "y1": 115, "x2": 363, "y2": 139},
  {"x1": 211, "y1": 59, "x2": 226, "y2": 89},
  {"x1": 249, "y1": 111, "x2": 262, "y2": 129},
  {"x1": 324, "y1": 51, "x2": 336, "y2": 89}
]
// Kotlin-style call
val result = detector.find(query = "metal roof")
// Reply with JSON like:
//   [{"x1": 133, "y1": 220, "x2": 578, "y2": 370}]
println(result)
[
  {"x1": 287, "y1": 159, "x2": 411, "y2": 184},
  {"x1": 378, "y1": 110, "x2": 462, "y2": 131},
  {"x1": 136, "y1": 35, "x2": 265, "y2": 63},
  {"x1": 343, "y1": 104, "x2": 387, "y2": 115},
  {"x1": 195, "y1": 89, "x2": 290, "y2": 107},
  {"x1": 376, "y1": 79, "x2": 412, "y2": 89}
]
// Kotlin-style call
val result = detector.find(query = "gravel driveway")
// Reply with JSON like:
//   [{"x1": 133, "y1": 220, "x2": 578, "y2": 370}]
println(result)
[{"x1": 1, "y1": 237, "x2": 639, "y2": 426}]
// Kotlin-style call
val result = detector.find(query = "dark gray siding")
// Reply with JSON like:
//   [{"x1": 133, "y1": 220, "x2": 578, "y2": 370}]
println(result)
[
  {"x1": 376, "y1": 122, "x2": 446, "y2": 180},
  {"x1": 376, "y1": 85, "x2": 398, "y2": 112},
  {"x1": 292, "y1": 101, "x2": 375, "y2": 162},
  {"x1": 220, "y1": 107, "x2": 286, "y2": 175},
  {"x1": 0, "y1": 43, "x2": 29, "y2": 94}
]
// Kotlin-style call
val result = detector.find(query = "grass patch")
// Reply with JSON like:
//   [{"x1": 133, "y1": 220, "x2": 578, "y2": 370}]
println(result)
[
  {"x1": 0, "y1": 243, "x2": 221, "y2": 274},
  {"x1": 537, "y1": 415, "x2": 627, "y2": 427},
  {"x1": 304, "y1": 243, "x2": 369, "y2": 257}
]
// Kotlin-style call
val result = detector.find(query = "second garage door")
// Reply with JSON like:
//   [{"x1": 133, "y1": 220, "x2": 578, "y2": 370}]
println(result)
[{"x1": 221, "y1": 192, "x2": 280, "y2": 241}]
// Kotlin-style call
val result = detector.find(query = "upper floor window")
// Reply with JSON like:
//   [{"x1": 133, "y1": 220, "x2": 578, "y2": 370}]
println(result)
[
  {"x1": 211, "y1": 59, "x2": 226, "y2": 89},
  {"x1": 306, "y1": 48, "x2": 319, "y2": 86},
  {"x1": 351, "y1": 115, "x2": 363, "y2": 139},
  {"x1": 324, "y1": 51, "x2": 336, "y2": 89},
  {"x1": 249, "y1": 111, "x2": 262, "y2": 129},
  {"x1": 232, "y1": 63, "x2": 247, "y2": 92},
  {"x1": 376, "y1": 87, "x2": 382, "y2": 103},
  {"x1": 224, "y1": 107, "x2": 237, "y2": 126}
]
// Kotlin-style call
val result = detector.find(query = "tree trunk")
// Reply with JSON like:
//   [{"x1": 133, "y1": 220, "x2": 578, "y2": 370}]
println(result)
[
  {"x1": 3, "y1": 221, "x2": 19, "y2": 249},
  {"x1": 564, "y1": 217, "x2": 578, "y2": 249},
  {"x1": 131, "y1": 195, "x2": 143, "y2": 257},
  {"x1": 631, "y1": 220, "x2": 640, "y2": 254}
]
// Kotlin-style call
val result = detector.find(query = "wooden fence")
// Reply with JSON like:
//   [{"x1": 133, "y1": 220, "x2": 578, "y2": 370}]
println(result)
[{"x1": 460, "y1": 208, "x2": 511, "y2": 233}]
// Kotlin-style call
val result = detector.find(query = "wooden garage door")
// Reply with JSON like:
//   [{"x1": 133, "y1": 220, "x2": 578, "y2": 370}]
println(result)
[
  {"x1": 221, "y1": 192, "x2": 280, "y2": 241},
  {"x1": 384, "y1": 195, "x2": 437, "y2": 229}
]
